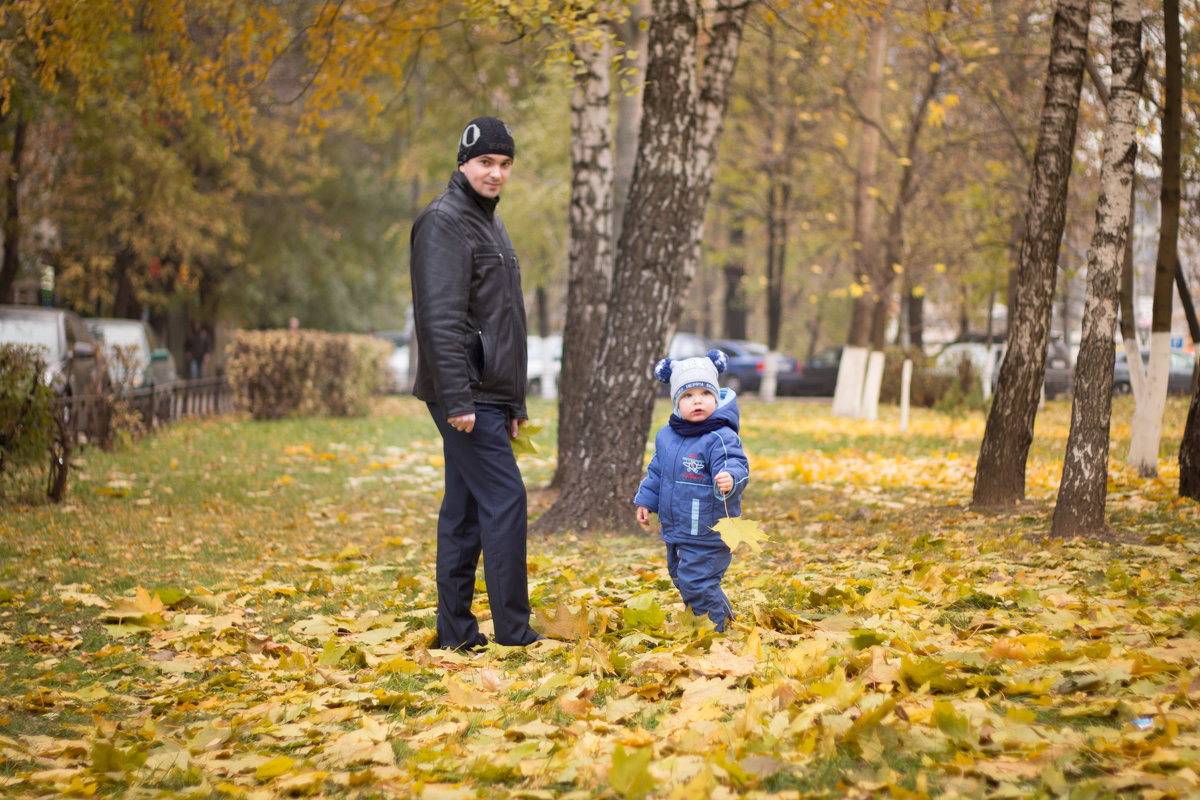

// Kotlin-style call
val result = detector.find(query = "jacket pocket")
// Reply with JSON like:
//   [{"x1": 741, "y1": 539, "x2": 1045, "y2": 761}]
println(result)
[{"x1": 469, "y1": 329, "x2": 498, "y2": 387}]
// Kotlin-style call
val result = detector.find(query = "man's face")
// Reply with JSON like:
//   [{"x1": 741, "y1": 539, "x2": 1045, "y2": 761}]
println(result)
[
  {"x1": 459, "y1": 154, "x2": 513, "y2": 198},
  {"x1": 677, "y1": 388, "x2": 717, "y2": 422}
]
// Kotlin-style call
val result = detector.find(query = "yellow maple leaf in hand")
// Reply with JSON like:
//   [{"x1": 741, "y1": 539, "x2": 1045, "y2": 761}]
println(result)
[
  {"x1": 510, "y1": 423, "x2": 542, "y2": 456},
  {"x1": 713, "y1": 517, "x2": 769, "y2": 554}
]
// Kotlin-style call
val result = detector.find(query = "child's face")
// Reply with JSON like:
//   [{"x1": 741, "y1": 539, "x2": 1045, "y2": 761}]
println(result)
[{"x1": 677, "y1": 387, "x2": 717, "y2": 422}]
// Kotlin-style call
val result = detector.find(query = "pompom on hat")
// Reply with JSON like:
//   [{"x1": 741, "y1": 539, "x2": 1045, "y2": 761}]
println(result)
[
  {"x1": 654, "y1": 349, "x2": 728, "y2": 407},
  {"x1": 457, "y1": 116, "x2": 516, "y2": 165}
]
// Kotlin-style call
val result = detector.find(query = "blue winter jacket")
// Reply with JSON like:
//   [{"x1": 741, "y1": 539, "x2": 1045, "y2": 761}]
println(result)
[{"x1": 633, "y1": 389, "x2": 750, "y2": 544}]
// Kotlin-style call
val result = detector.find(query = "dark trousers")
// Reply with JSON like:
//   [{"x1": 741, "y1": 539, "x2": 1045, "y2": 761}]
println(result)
[
  {"x1": 428, "y1": 404, "x2": 538, "y2": 647},
  {"x1": 665, "y1": 539, "x2": 733, "y2": 631}
]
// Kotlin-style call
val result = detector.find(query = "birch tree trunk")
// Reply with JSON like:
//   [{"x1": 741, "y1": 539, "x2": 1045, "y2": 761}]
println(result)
[
  {"x1": 972, "y1": 0, "x2": 1091, "y2": 507},
  {"x1": 1127, "y1": 0, "x2": 1180, "y2": 477},
  {"x1": 834, "y1": 14, "x2": 886, "y2": 419},
  {"x1": 552, "y1": 36, "x2": 616, "y2": 489},
  {"x1": 1052, "y1": 0, "x2": 1144, "y2": 538},
  {"x1": 535, "y1": 0, "x2": 748, "y2": 535}
]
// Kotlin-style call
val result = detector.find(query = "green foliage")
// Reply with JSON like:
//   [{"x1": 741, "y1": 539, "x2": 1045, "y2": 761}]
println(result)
[
  {"x1": 0, "y1": 345, "x2": 58, "y2": 478},
  {"x1": 225, "y1": 330, "x2": 391, "y2": 420}
]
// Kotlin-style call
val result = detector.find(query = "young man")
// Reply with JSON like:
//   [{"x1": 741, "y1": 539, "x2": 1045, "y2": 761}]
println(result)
[{"x1": 409, "y1": 116, "x2": 542, "y2": 650}]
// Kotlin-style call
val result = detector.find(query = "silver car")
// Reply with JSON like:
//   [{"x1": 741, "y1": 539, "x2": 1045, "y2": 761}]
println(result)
[{"x1": 0, "y1": 304, "x2": 107, "y2": 398}]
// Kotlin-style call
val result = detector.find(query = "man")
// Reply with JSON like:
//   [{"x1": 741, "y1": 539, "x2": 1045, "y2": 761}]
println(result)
[
  {"x1": 409, "y1": 116, "x2": 542, "y2": 650},
  {"x1": 185, "y1": 321, "x2": 211, "y2": 381}
]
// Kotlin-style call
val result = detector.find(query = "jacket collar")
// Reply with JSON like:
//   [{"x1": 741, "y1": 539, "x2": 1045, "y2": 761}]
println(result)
[{"x1": 451, "y1": 170, "x2": 500, "y2": 215}]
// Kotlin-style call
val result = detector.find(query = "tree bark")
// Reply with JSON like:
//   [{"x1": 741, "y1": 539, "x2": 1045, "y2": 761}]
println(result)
[
  {"x1": 552, "y1": 35, "x2": 616, "y2": 489},
  {"x1": 765, "y1": 181, "x2": 787, "y2": 351},
  {"x1": 1, "y1": 118, "x2": 27, "y2": 304},
  {"x1": 611, "y1": 0, "x2": 648, "y2": 250},
  {"x1": 972, "y1": 0, "x2": 1091, "y2": 507},
  {"x1": 846, "y1": 15, "x2": 886, "y2": 350},
  {"x1": 535, "y1": 0, "x2": 747, "y2": 535},
  {"x1": 1128, "y1": 0, "x2": 1180, "y2": 478},
  {"x1": 1176, "y1": 260, "x2": 1200, "y2": 343},
  {"x1": 724, "y1": 222, "x2": 747, "y2": 339},
  {"x1": 1180, "y1": 353, "x2": 1200, "y2": 499},
  {"x1": 1052, "y1": 0, "x2": 1143, "y2": 538}
]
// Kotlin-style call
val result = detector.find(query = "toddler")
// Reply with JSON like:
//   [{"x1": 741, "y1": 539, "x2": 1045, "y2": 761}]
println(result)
[{"x1": 634, "y1": 349, "x2": 749, "y2": 631}]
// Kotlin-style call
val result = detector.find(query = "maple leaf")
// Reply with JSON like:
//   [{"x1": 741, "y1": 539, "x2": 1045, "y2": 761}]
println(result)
[
  {"x1": 609, "y1": 743, "x2": 654, "y2": 799},
  {"x1": 713, "y1": 516, "x2": 769, "y2": 554},
  {"x1": 510, "y1": 423, "x2": 542, "y2": 455},
  {"x1": 102, "y1": 586, "x2": 165, "y2": 622},
  {"x1": 534, "y1": 603, "x2": 590, "y2": 640}
]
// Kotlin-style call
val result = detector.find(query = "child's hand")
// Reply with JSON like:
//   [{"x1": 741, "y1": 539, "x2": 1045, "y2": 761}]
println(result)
[
  {"x1": 636, "y1": 506, "x2": 652, "y2": 527},
  {"x1": 715, "y1": 471, "x2": 733, "y2": 494}
]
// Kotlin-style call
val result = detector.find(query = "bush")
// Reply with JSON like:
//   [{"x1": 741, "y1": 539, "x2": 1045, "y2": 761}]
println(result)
[
  {"x1": 879, "y1": 347, "x2": 984, "y2": 411},
  {"x1": 226, "y1": 330, "x2": 391, "y2": 420},
  {"x1": 0, "y1": 345, "x2": 68, "y2": 499}
]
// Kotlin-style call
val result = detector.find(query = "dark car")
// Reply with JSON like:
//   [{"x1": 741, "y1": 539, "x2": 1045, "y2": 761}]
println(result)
[
  {"x1": 792, "y1": 344, "x2": 843, "y2": 397},
  {"x1": 1041, "y1": 341, "x2": 1075, "y2": 399},
  {"x1": 1113, "y1": 349, "x2": 1196, "y2": 395},
  {"x1": 0, "y1": 305, "x2": 106, "y2": 398},
  {"x1": 87, "y1": 318, "x2": 179, "y2": 391},
  {"x1": 710, "y1": 339, "x2": 801, "y2": 395}
]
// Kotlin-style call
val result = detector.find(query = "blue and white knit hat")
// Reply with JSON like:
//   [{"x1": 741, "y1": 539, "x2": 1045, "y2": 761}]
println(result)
[{"x1": 654, "y1": 349, "x2": 728, "y2": 407}]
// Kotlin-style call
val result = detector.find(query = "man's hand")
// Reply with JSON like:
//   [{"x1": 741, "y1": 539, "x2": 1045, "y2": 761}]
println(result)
[
  {"x1": 715, "y1": 471, "x2": 733, "y2": 494},
  {"x1": 448, "y1": 413, "x2": 475, "y2": 433},
  {"x1": 510, "y1": 417, "x2": 525, "y2": 439}
]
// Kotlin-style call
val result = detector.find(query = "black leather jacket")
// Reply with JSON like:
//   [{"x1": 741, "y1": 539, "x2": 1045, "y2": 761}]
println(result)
[{"x1": 410, "y1": 170, "x2": 527, "y2": 420}]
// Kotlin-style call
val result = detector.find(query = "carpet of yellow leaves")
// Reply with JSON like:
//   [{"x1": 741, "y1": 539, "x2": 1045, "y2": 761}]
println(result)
[{"x1": 0, "y1": 396, "x2": 1197, "y2": 798}]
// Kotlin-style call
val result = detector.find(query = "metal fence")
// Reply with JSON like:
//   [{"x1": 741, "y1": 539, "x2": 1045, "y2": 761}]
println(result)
[{"x1": 62, "y1": 376, "x2": 234, "y2": 444}]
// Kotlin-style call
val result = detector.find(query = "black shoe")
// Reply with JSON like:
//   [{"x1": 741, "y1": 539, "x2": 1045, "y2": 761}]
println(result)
[{"x1": 443, "y1": 633, "x2": 488, "y2": 652}]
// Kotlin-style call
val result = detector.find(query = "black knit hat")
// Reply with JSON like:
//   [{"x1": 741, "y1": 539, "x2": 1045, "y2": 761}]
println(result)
[{"x1": 457, "y1": 116, "x2": 515, "y2": 165}]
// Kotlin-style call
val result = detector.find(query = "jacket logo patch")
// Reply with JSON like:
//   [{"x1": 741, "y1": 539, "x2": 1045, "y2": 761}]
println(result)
[{"x1": 682, "y1": 455, "x2": 705, "y2": 479}]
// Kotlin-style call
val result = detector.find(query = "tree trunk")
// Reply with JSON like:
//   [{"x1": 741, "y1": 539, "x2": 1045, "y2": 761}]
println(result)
[
  {"x1": 724, "y1": 222, "x2": 747, "y2": 339},
  {"x1": 611, "y1": 0, "x2": 648, "y2": 249},
  {"x1": 972, "y1": 0, "x2": 1091, "y2": 507},
  {"x1": 765, "y1": 181, "x2": 787, "y2": 351},
  {"x1": 907, "y1": 284, "x2": 924, "y2": 347},
  {"x1": 1180, "y1": 353, "x2": 1200, "y2": 500},
  {"x1": 552, "y1": 35, "x2": 616, "y2": 489},
  {"x1": 1176, "y1": 260, "x2": 1200, "y2": 343},
  {"x1": 535, "y1": 0, "x2": 747, "y2": 535},
  {"x1": 1, "y1": 118, "x2": 27, "y2": 304},
  {"x1": 1118, "y1": 177, "x2": 1148, "y2": 403},
  {"x1": 1128, "y1": 0, "x2": 1180, "y2": 478},
  {"x1": 846, "y1": 15, "x2": 886, "y2": 351},
  {"x1": 1052, "y1": 0, "x2": 1143, "y2": 538}
]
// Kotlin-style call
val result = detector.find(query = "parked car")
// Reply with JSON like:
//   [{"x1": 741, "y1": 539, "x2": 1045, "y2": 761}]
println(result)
[
  {"x1": 931, "y1": 340, "x2": 1074, "y2": 400},
  {"x1": 371, "y1": 331, "x2": 411, "y2": 393},
  {"x1": 0, "y1": 305, "x2": 106, "y2": 398},
  {"x1": 710, "y1": 339, "x2": 802, "y2": 395},
  {"x1": 668, "y1": 331, "x2": 712, "y2": 361},
  {"x1": 527, "y1": 334, "x2": 562, "y2": 395},
  {"x1": 87, "y1": 317, "x2": 178, "y2": 390},
  {"x1": 792, "y1": 345, "x2": 843, "y2": 397},
  {"x1": 1113, "y1": 349, "x2": 1196, "y2": 396}
]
